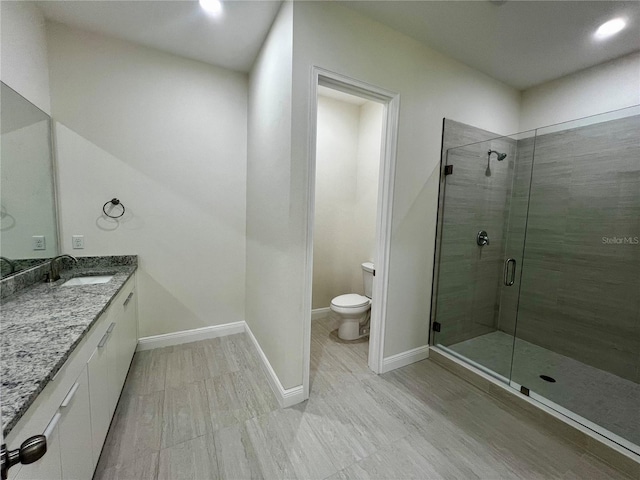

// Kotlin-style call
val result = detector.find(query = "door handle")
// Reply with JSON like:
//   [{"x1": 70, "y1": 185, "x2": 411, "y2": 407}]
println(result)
[
  {"x1": 504, "y1": 258, "x2": 516, "y2": 286},
  {"x1": 98, "y1": 332, "x2": 110, "y2": 348},
  {"x1": 43, "y1": 413, "x2": 61, "y2": 440},
  {"x1": 123, "y1": 291, "x2": 134, "y2": 307},
  {"x1": 60, "y1": 382, "x2": 79, "y2": 408}
]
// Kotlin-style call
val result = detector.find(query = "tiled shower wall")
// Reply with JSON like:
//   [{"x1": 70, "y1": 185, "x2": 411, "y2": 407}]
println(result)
[
  {"x1": 504, "y1": 115, "x2": 640, "y2": 383},
  {"x1": 433, "y1": 120, "x2": 517, "y2": 346}
]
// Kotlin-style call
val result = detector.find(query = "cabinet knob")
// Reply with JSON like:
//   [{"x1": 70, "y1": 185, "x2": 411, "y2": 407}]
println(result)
[{"x1": 1, "y1": 435, "x2": 47, "y2": 479}]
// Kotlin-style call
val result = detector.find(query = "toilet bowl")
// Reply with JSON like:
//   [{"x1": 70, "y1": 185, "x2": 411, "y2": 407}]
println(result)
[
  {"x1": 331, "y1": 294, "x2": 371, "y2": 340},
  {"x1": 330, "y1": 262, "x2": 374, "y2": 340}
]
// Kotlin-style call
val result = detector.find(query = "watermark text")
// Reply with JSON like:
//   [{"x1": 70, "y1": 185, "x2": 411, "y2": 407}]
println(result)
[{"x1": 602, "y1": 236, "x2": 639, "y2": 245}]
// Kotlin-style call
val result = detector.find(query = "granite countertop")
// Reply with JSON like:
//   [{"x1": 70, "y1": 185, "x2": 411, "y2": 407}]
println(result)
[{"x1": 1, "y1": 262, "x2": 137, "y2": 436}]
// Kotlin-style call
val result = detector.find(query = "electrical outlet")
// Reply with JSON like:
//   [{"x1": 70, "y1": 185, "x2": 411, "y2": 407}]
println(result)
[
  {"x1": 72, "y1": 235, "x2": 85, "y2": 249},
  {"x1": 32, "y1": 235, "x2": 46, "y2": 250}
]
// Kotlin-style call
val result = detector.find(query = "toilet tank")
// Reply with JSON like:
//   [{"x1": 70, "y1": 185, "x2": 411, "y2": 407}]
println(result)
[{"x1": 361, "y1": 262, "x2": 375, "y2": 298}]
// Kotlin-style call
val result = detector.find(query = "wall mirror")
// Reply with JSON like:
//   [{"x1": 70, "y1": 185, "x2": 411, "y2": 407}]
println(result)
[{"x1": 1, "y1": 82, "x2": 59, "y2": 278}]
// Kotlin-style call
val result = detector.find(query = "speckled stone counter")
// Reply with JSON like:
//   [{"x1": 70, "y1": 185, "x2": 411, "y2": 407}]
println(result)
[{"x1": 1, "y1": 256, "x2": 137, "y2": 436}]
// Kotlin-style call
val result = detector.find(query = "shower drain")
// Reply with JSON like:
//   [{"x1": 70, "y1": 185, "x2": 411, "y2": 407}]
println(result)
[{"x1": 539, "y1": 375, "x2": 556, "y2": 383}]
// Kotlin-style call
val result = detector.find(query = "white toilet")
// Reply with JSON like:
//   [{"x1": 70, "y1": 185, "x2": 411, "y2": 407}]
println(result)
[{"x1": 330, "y1": 262, "x2": 374, "y2": 340}]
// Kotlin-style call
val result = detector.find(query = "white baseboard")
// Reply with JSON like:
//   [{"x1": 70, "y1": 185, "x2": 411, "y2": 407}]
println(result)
[
  {"x1": 381, "y1": 345, "x2": 430, "y2": 373},
  {"x1": 244, "y1": 323, "x2": 305, "y2": 408},
  {"x1": 136, "y1": 321, "x2": 246, "y2": 351},
  {"x1": 136, "y1": 321, "x2": 305, "y2": 408},
  {"x1": 311, "y1": 307, "x2": 331, "y2": 321}
]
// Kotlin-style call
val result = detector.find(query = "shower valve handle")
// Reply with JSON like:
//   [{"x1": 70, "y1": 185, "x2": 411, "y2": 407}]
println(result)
[{"x1": 477, "y1": 231, "x2": 490, "y2": 246}]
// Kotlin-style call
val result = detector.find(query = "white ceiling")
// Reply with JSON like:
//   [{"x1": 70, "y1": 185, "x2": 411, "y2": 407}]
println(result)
[
  {"x1": 36, "y1": 0, "x2": 283, "y2": 73},
  {"x1": 36, "y1": 0, "x2": 640, "y2": 89},
  {"x1": 345, "y1": 0, "x2": 640, "y2": 89}
]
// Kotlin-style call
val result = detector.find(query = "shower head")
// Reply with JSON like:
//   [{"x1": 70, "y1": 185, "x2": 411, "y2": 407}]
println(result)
[{"x1": 488, "y1": 150, "x2": 507, "y2": 161}]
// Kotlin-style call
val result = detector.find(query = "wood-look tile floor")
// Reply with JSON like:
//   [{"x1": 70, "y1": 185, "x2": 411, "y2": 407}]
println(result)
[{"x1": 94, "y1": 317, "x2": 634, "y2": 479}]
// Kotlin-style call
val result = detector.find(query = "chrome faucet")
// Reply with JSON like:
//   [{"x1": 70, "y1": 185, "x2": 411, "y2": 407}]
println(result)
[
  {"x1": 0, "y1": 257, "x2": 16, "y2": 274},
  {"x1": 46, "y1": 254, "x2": 78, "y2": 283}
]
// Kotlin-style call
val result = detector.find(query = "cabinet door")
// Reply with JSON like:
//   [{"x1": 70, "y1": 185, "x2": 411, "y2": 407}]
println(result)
[
  {"x1": 119, "y1": 289, "x2": 138, "y2": 383},
  {"x1": 15, "y1": 416, "x2": 63, "y2": 480},
  {"x1": 106, "y1": 313, "x2": 122, "y2": 416},
  {"x1": 87, "y1": 341, "x2": 110, "y2": 466},
  {"x1": 58, "y1": 365, "x2": 94, "y2": 480}
]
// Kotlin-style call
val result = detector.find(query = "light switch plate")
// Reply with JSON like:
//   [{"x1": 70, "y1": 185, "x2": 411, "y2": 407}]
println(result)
[
  {"x1": 72, "y1": 235, "x2": 85, "y2": 249},
  {"x1": 32, "y1": 235, "x2": 46, "y2": 250}
]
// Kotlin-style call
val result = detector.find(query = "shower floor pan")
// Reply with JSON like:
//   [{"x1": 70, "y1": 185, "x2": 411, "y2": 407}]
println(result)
[{"x1": 447, "y1": 331, "x2": 640, "y2": 450}]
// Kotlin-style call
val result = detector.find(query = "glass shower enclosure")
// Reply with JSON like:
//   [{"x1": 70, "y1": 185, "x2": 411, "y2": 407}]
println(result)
[{"x1": 431, "y1": 106, "x2": 640, "y2": 456}]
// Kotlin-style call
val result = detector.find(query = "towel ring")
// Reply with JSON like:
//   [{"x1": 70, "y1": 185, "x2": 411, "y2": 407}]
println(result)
[{"x1": 102, "y1": 198, "x2": 125, "y2": 218}]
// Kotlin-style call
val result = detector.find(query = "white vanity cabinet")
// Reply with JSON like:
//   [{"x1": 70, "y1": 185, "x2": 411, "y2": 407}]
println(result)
[
  {"x1": 58, "y1": 366, "x2": 93, "y2": 479},
  {"x1": 5, "y1": 273, "x2": 138, "y2": 480},
  {"x1": 119, "y1": 288, "x2": 138, "y2": 386},
  {"x1": 14, "y1": 415, "x2": 63, "y2": 480},
  {"x1": 105, "y1": 315, "x2": 122, "y2": 417},
  {"x1": 87, "y1": 336, "x2": 110, "y2": 466},
  {"x1": 87, "y1": 277, "x2": 138, "y2": 466}
]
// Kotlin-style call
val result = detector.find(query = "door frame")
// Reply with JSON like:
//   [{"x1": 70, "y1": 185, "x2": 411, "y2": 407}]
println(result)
[{"x1": 303, "y1": 66, "x2": 400, "y2": 398}]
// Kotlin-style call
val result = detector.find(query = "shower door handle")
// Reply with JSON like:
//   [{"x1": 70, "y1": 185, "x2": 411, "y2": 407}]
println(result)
[{"x1": 504, "y1": 258, "x2": 516, "y2": 286}]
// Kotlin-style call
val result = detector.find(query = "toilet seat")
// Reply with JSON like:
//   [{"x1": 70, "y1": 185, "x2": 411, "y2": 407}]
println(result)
[
  {"x1": 331, "y1": 294, "x2": 369, "y2": 308},
  {"x1": 330, "y1": 294, "x2": 371, "y2": 316}
]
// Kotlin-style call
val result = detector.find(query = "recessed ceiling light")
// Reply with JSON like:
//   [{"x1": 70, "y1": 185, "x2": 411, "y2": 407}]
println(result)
[
  {"x1": 594, "y1": 18, "x2": 627, "y2": 40},
  {"x1": 199, "y1": 0, "x2": 223, "y2": 16}
]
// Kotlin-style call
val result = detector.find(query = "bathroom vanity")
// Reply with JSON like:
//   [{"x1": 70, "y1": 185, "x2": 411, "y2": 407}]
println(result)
[{"x1": 1, "y1": 257, "x2": 138, "y2": 480}]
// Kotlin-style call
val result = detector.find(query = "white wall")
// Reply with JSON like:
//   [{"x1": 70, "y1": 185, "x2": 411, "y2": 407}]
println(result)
[
  {"x1": 245, "y1": 3, "x2": 298, "y2": 388},
  {"x1": 355, "y1": 101, "x2": 383, "y2": 271},
  {"x1": 312, "y1": 95, "x2": 381, "y2": 309},
  {"x1": 520, "y1": 52, "x2": 640, "y2": 131},
  {"x1": 47, "y1": 23, "x2": 248, "y2": 338},
  {"x1": 0, "y1": 1, "x2": 51, "y2": 113},
  {"x1": 291, "y1": 2, "x2": 521, "y2": 362},
  {"x1": 247, "y1": 0, "x2": 520, "y2": 391},
  {"x1": 313, "y1": 96, "x2": 361, "y2": 309}
]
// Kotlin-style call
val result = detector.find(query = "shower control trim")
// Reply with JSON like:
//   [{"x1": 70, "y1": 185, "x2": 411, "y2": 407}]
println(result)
[
  {"x1": 477, "y1": 230, "x2": 490, "y2": 246},
  {"x1": 504, "y1": 258, "x2": 516, "y2": 286}
]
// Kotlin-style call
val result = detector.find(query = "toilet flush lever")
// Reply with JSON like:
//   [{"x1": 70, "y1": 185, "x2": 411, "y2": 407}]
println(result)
[{"x1": 477, "y1": 230, "x2": 490, "y2": 246}]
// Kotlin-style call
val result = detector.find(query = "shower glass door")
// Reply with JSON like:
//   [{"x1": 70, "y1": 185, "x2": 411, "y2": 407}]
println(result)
[
  {"x1": 434, "y1": 107, "x2": 640, "y2": 456},
  {"x1": 433, "y1": 125, "x2": 534, "y2": 381},
  {"x1": 510, "y1": 107, "x2": 640, "y2": 454}
]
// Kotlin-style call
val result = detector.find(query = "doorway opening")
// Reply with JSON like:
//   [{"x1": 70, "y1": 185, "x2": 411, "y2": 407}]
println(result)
[{"x1": 303, "y1": 68, "x2": 399, "y2": 399}]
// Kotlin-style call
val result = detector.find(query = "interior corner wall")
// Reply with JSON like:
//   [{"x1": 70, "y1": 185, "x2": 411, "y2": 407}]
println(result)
[
  {"x1": 0, "y1": 1, "x2": 51, "y2": 114},
  {"x1": 520, "y1": 52, "x2": 640, "y2": 131},
  {"x1": 312, "y1": 96, "x2": 381, "y2": 309},
  {"x1": 46, "y1": 22, "x2": 248, "y2": 338},
  {"x1": 312, "y1": 96, "x2": 362, "y2": 309},
  {"x1": 245, "y1": 3, "x2": 300, "y2": 388},
  {"x1": 354, "y1": 101, "x2": 383, "y2": 282},
  {"x1": 291, "y1": 2, "x2": 521, "y2": 359}
]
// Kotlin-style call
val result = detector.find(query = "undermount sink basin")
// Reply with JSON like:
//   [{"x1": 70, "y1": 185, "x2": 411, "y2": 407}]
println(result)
[{"x1": 62, "y1": 275, "x2": 114, "y2": 287}]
